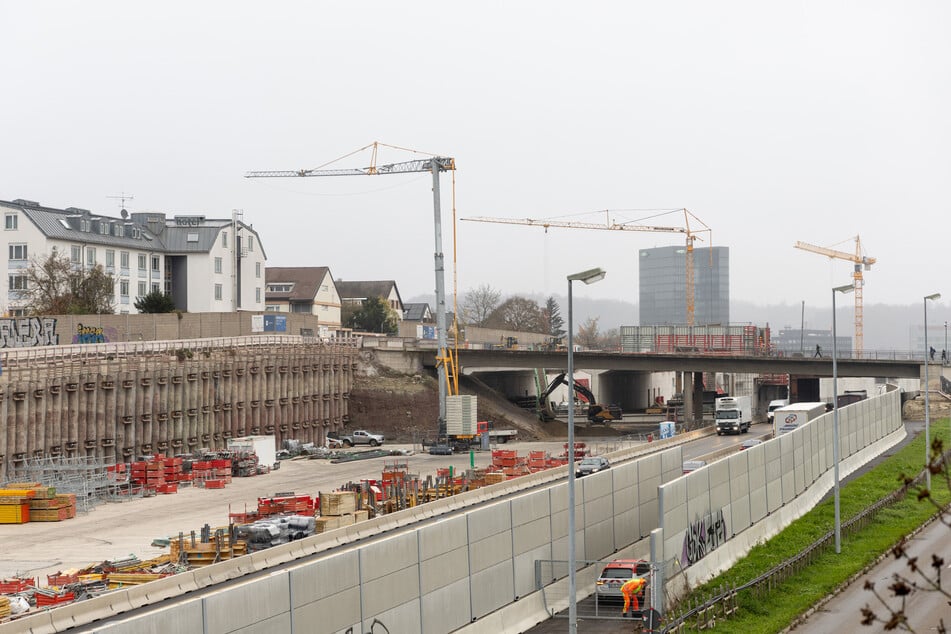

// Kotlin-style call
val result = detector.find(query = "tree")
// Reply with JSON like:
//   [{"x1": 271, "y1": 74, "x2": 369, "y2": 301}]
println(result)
[
  {"x1": 24, "y1": 252, "x2": 116, "y2": 315},
  {"x1": 134, "y1": 290, "x2": 176, "y2": 313},
  {"x1": 460, "y1": 284, "x2": 501, "y2": 327},
  {"x1": 540, "y1": 296, "x2": 566, "y2": 339},
  {"x1": 485, "y1": 296, "x2": 543, "y2": 332},
  {"x1": 347, "y1": 296, "x2": 399, "y2": 334},
  {"x1": 599, "y1": 327, "x2": 620, "y2": 352},
  {"x1": 575, "y1": 316, "x2": 602, "y2": 349}
]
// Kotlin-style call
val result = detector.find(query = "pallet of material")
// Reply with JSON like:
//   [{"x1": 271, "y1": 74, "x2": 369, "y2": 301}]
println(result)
[
  {"x1": 0, "y1": 488, "x2": 36, "y2": 499},
  {"x1": 320, "y1": 491, "x2": 359, "y2": 516},
  {"x1": 0, "y1": 503, "x2": 30, "y2": 524},
  {"x1": 315, "y1": 513, "x2": 355, "y2": 533},
  {"x1": 0, "y1": 596, "x2": 10, "y2": 619},
  {"x1": 31, "y1": 507, "x2": 71, "y2": 522},
  {"x1": 0, "y1": 577, "x2": 35, "y2": 594}
]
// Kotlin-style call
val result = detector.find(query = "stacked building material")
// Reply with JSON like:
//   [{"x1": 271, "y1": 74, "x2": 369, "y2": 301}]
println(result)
[
  {"x1": 34, "y1": 587, "x2": 75, "y2": 607},
  {"x1": 0, "y1": 596, "x2": 10, "y2": 619},
  {"x1": 316, "y1": 491, "x2": 362, "y2": 533},
  {"x1": 169, "y1": 525, "x2": 247, "y2": 566},
  {"x1": 0, "y1": 491, "x2": 32, "y2": 524},
  {"x1": 130, "y1": 458, "x2": 165, "y2": 491},
  {"x1": 30, "y1": 493, "x2": 77, "y2": 521},
  {"x1": 229, "y1": 450, "x2": 259, "y2": 478},
  {"x1": 0, "y1": 577, "x2": 35, "y2": 594}
]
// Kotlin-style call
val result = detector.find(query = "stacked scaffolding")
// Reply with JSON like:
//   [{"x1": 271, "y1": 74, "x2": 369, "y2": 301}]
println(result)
[{"x1": 11, "y1": 455, "x2": 114, "y2": 513}]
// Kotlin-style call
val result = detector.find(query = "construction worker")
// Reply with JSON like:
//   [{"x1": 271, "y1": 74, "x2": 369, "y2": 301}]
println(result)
[{"x1": 620, "y1": 576, "x2": 647, "y2": 618}]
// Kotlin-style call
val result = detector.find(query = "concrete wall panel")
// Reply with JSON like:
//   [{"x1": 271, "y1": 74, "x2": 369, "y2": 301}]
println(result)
[
  {"x1": 792, "y1": 428, "x2": 806, "y2": 496},
  {"x1": 470, "y1": 560, "x2": 516, "y2": 619},
  {"x1": 581, "y1": 468, "x2": 614, "y2": 499},
  {"x1": 745, "y1": 444, "x2": 767, "y2": 524},
  {"x1": 779, "y1": 433, "x2": 796, "y2": 505},
  {"x1": 764, "y1": 438, "x2": 783, "y2": 514},
  {"x1": 583, "y1": 518, "x2": 615, "y2": 562},
  {"x1": 469, "y1": 530, "x2": 514, "y2": 575},
  {"x1": 511, "y1": 489, "x2": 551, "y2": 527},
  {"x1": 420, "y1": 545, "x2": 470, "y2": 593},
  {"x1": 661, "y1": 446, "x2": 684, "y2": 483},
  {"x1": 709, "y1": 459, "x2": 731, "y2": 515},
  {"x1": 294, "y1": 587, "x2": 363, "y2": 633},
  {"x1": 612, "y1": 460, "x2": 638, "y2": 489},
  {"x1": 362, "y1": 563, "x2": 420, "y2": 618},
  {"x1": 582, "y1": 486, "x2": 614, "y2": 528},
  {"x1": 204, "y1": 573, "x2": 289, "y2": 634},
  {"x1": 637, "y1": 454, "x2": 662, "y2": 536},
  {"x1": 230, "y1": 613, "x2": 291, "y2": 634},
  {"x1": 361, "y1": 532, "x2": 418, "y2": 582},
  {"x1": 77, "y1": 598, "x2": 204, "y2": 634},
  {"x1": 613, "y1": 507, "x2": 638, "y2": 549},
  {"x1": 727, "y1": 452, "x2": 751, "y2": 533},
  {"x1": 421, "y1": 577, "x2": 472, "y2": 633},
  {"x1": 513, "y1": 516, "x2": 551, "y2": 554},
  {"x1": 659, "y1": 478, "x2": 687, "y2": 562},
  {"x1": 363, "y1": 596, "x2": 421, "y2": 634},
  {"x1": 291, "y1": 550, "x2": 359, "y2": 604},
  {"x1": 514, "y1": 545, "x2": 552, "y2": 598},
  {"x1": 418, "y1": 515, "x2": 468, "y2": 561}
]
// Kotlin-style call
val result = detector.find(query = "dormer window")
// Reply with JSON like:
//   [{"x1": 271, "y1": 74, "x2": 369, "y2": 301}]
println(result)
[{"x1": 267, "y1": 283, "x2": 293, "y2": 293}]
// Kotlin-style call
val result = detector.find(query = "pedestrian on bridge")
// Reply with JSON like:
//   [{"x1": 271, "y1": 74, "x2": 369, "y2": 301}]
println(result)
[
  {"x1": 620, "y1": 576, "x2": 647, "y2": 618},
  {"x1": 814, "y1": 344, "x2": 822, "y2": 358}
]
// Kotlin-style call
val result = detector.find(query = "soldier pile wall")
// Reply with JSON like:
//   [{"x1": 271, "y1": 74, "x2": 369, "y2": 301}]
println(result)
[{"x1": 0, "y1": 341, "x2": 356, "y2": 480}]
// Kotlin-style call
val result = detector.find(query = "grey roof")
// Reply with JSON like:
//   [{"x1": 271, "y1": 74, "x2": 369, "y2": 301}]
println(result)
[
  {"x1": 336, "y1": 280, "x2": 403, "y2": 306},
  {"x1": 402, "y1": 302, "x2": 432, "y2": 321},
  {"x1": 1, "y1": 199, "x2": 265, "y2": 257},
  {"x1": 265, "y1": 266, "x2": 333, "y2": 302}
]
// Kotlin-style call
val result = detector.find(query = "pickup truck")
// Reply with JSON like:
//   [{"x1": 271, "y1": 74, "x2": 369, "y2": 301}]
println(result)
[{"x1": 334, "y1": 430, "x2": 385, "y2": 447}]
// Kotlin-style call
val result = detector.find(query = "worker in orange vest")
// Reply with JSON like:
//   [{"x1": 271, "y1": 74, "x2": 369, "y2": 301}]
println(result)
[{"x1": 620, "y1": 576, "x2": 647, "y2": 617}]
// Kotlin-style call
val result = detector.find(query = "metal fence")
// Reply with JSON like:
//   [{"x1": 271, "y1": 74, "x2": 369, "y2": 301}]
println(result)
[{"x1": 535, "y1": 558, "x2": 661, "y2": 622}]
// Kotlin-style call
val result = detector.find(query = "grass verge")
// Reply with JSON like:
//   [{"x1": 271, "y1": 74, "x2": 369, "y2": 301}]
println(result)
[{"x1": 674, "y1": 423, "x2": 951, "y2": 634}]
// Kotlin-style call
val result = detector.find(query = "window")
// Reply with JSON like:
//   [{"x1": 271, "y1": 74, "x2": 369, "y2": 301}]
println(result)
[
  {"x1": 70, "y1": 245, "x2": 81, "y2": 263},
  {"x1": 86, "y1": 248, "x2": 96, "y2": 266},
  {"x1": 214, "y1": 284, "x2": 223, "y2": 301},
  {"x1": 8, "y1": 244, "x2": 27, "y2": 260},
  {"x1": 152, "y1": 282, "x2": 160, "y2": 293},
  {"x1": 265, "y1": 305, "x2": 281, "y2": 312},
  {"x1": 248, "y1": 237, "x2": 254, "y2": 252},
  {"x1": 255, "y1": 287, "x2": 261, "y2": 303},
  {"x1": 267, "y1": 283, "x2": 293, "y2": 293},
  {"x1": 214, "y1": 257, "x2": 222, "y2": 274},
  {"x1": 8, "y1": 274, "x2": 27, "y2": 290},
  {"x1": 186, "y1": 232, "x2": 199, "y2": 243},
  {"x1": 255, "y1": 262, "x2": 261, "y2": 278},
  {"x1": 151, "y1": 255, "x2": 160, "y2": 271},
  {"x1": 321, "y1": 284, "x2": 328, "y2": 292},
  {"x1": 222, "y1": 231, "x2": 228, "y2": 248},
  {"x1": 105, "y1": 250, "x2": 115, "y2": 267},
  {"x1": 137, "y1": 254, "x2": 147, "y2": 271},
  {"x1": 137, "y1": 281, "x2": 146, "y2": 297},
  {"x1": 99, "y1": 222, "x2": 108, "y2": 235},
  {"x1": 8, "y1": 308, "x2": 26, "y2": 317},
  {"x1": 120, "y1": 251, "x2": 129, "y2": 268},
  {"x1": 4, "y1": 214, "x2": 17, "y2": 230},
  {"x1": 120, "y1": 280, "x2": 129, "y2": 296}
]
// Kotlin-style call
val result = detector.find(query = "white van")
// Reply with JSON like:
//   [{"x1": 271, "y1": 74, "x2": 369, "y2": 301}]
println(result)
[{"x1": 766, "y1": 399, "x2": 789, "y2": 424}]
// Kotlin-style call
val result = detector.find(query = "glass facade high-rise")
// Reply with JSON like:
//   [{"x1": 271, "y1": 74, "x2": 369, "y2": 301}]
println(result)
[{"x1": 638, "y1": 245, "x2": 729, "y2": 325}]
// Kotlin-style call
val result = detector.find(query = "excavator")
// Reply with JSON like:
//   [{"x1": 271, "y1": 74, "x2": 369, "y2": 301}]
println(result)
[{"x1": 537, "y1": 372, "x2": 622, "y2": 424}]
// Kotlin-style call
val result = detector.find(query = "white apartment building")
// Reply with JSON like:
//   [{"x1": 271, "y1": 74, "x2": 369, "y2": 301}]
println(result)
[{"x1": 1, "y1": 198, "x2": 267, "y2": 315}]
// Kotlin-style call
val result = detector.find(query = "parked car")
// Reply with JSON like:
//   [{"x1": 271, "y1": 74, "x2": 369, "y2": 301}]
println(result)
[
  {"x1": 576, "y1": 456, "x2": 611, "y2": 477},
  {"x1": 682, "y1": 460, "x2": 707, "y2": 474},
  {"x1": 336, "y1": 430, "x2": 385, "y2": 447},
  {"x1": 595, "y1": 558, "x2": 651, "y2": 603}
]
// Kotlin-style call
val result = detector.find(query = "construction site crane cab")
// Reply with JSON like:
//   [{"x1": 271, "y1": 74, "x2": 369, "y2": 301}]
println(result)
[{"x1": 538, "y1": 372, "x2": 621, "y2": 424}]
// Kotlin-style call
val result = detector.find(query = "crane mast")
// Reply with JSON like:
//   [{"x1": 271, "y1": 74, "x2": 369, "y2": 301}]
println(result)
[
  {"x1": 461, "y1": 208, "x2": 710, "y2": 326},
  {"x1": 794, "y1": 236, "x2": 876, "y2": 355},
  {"x1": 246, "y1": 143, "x2": 458, "y2": 429}
]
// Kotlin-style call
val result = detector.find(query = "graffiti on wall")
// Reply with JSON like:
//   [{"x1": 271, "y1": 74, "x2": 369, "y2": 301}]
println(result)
[
  {"x1": 681, "y1": 508, "x2": 727, "y2": 567},
  {"x1": 0, "y1": 317, "x2": 59, "y2": 348},
  {"x1": 73, "y1": 323, "x2": 116, "y2": 344}
]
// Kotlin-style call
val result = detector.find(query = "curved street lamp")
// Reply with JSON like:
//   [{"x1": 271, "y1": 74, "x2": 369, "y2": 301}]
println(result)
[
  {"x1": 924, "y1": 293, "x2": 941, "y2": 490},
  {"x1": 831, "y1": 283, "x2": 853, "y2": 553},
  {"x1": 566, "y1": 267, "x2": 605, "y2": 634}
]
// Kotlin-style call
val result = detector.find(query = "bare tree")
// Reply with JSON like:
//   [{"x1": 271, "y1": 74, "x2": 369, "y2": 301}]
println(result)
[
  {"x1": 575, "y1": 316, "x2": 601, "y2": 349},
  {"x1": 860, "y1": 437, "x2": 950, "y2": 633},
  {"x1": 23, "y1": 252, "x2": 115, "y2": 315},
  {"x1": 460, "y1": 284, "x2": 501, "y2": 327},
  {"x1": 485, "y1": 296, "x2": 543, "y2": 332}
]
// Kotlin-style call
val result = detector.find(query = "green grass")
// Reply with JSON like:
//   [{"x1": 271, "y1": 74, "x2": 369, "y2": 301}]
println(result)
[{"x1": 674, "y1": 423, "x2": 951, "y2": 634}]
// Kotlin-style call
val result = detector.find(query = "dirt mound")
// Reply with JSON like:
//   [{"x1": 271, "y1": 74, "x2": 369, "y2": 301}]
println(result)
[
  {"x1": 347, "y1": 359, "x2": 557, "y2": 442},
  {"x1": 902, "y1": 392, "x2": 951, "y2": 420}
]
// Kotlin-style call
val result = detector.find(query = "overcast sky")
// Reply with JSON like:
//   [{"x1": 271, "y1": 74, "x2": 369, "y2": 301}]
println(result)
[{"x1": 3, "y1": 2, "x2": 949, "y2": 314}]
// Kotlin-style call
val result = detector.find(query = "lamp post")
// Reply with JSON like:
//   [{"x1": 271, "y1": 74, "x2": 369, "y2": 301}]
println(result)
[
  {"x1": 831, "y1": 283, "x2": 853, "y2": 554},
  {"x1": 924, "y1": 293, "x2": 941, "y2": 490},
  {"x1": 945, "y1": 320, "x2": 948, "y2": 367},
  {"x1": 566, "y1": 267, "x2": 605, "y2": 634}
]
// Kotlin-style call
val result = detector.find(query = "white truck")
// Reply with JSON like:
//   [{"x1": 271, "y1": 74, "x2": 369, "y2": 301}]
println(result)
[
  {"x1": 715, "y1": 396, "x2": 752, "y2": 435},
  {"x1": 772, "y1": 402, "x2": 827, "y2": 436},
  {"x1": 766, "y1": 399, "x2": 789, "y2": 424}
]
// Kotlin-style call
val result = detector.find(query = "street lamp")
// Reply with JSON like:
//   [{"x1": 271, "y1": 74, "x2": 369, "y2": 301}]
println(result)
[
  {"x1": 945, "y1": 320, "x2": 948, "y2": 366},
  {"x1": 566, "y1": 267, "x2": 605, "y2": 634},
  {"x1": 831, "y1": 283, "x2": 853, "y2": 554},
  {"x1": 924, "y1": 293, "x2": 941, "y2": 490}
]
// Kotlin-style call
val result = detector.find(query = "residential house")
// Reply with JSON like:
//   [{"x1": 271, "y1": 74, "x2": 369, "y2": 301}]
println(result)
[
  {"x1": 0, "y1": 198, "x2": 266, "y2": 315},
  {"x1": 335, "y1": 280, "x2": 404, "y2": 321},
  {"x1": 264, "y1": 266, "x2": 342, "y2": 331}
]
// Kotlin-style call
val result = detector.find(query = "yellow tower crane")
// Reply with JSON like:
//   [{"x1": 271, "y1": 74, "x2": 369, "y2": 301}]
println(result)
[
  {"x1": 794, "y1": 236, "x2": 876, "y2": 356},
  {"x1": 461, "y1": 208, "x2": 711, "y2": 326}
]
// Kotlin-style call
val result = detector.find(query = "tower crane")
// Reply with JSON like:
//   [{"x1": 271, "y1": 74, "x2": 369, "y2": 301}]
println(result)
[
  {"x1": 246, "y1": 142, "x2": 459, "y2": 429},
  {"x1": 461, "y1": 208, "x2": 711, "y2": 326},
  {"x1": 794, "y1": 236, "x2": 876, "y2": 355}
]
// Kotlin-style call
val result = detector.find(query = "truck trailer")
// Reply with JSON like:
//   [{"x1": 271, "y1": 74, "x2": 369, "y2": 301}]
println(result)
[
  {"x1": 773, "y1": 402, "x2": 827, "y2": 436},
  {"x1": 715, "y1": 396, "x2": 753, "y2": 435}
]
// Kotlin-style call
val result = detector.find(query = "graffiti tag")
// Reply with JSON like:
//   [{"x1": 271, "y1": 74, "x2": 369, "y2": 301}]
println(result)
[
  {"x1": 681, "y1": 508, "x2": 727, "y2": 567},
  {"x1": 0, "y1": 318, "x2": 59, "y2": 348},
  {"x1": 73, "y1": 323, "x2": 112, "y2": 344},
  {"x1": 345, "y1": 619, "x2": 390, "y2": 634}
]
